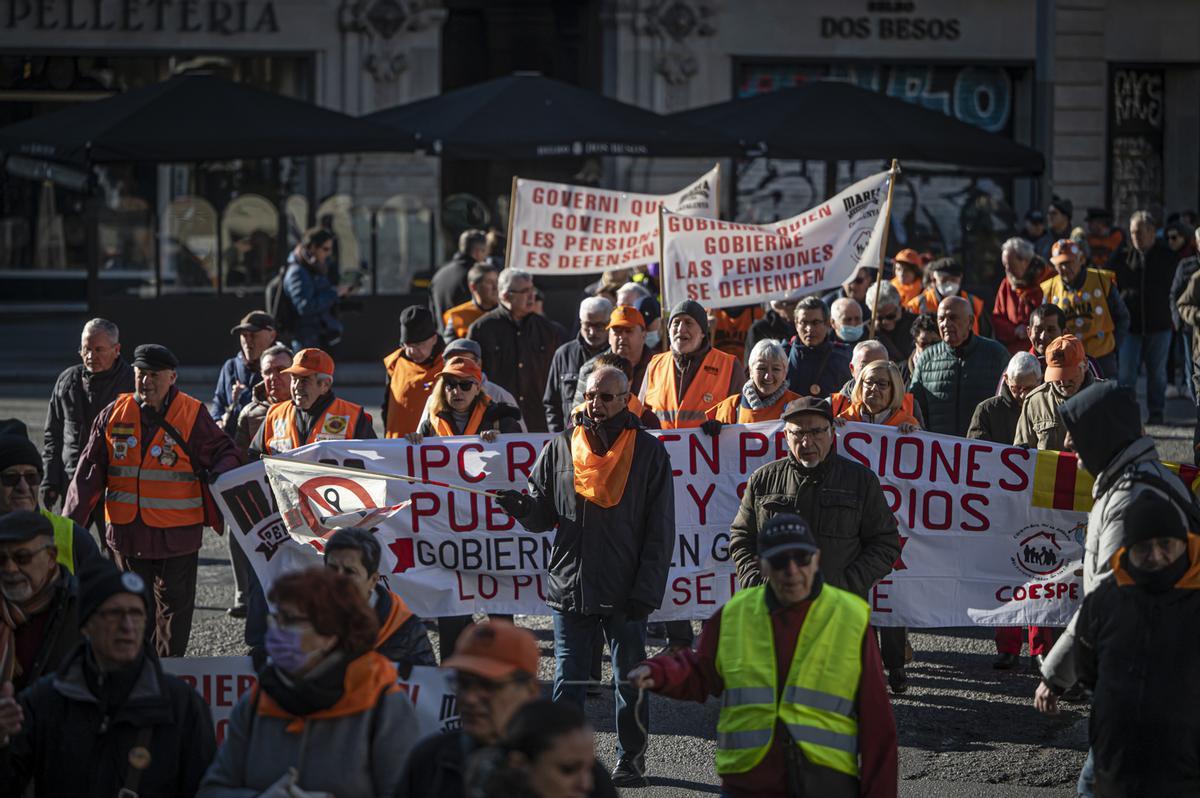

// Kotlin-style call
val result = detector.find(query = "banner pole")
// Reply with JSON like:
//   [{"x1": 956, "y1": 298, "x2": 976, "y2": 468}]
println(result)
[
  {"x1": 262, "y1": 455, "x2": 500, "y2": 499},
  {"x1": 503, "y1": 175, "x2": 518, "y2": 267},
  {"x1": 870, "y1": 159, "x2": 901, "y2": 339},
  {"x1": 658, "y1": 204, "x2": 670, "y2": 312}
]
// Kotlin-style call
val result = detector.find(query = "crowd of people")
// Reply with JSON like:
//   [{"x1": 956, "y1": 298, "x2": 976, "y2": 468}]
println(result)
[{"x1": 0, "y1": 201, "x2": 1196, "y2": 797}]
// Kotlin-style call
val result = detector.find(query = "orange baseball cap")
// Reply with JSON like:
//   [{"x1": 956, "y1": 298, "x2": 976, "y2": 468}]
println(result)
[
  {"x1": 282, "y1": 348, "x2": 335, "y2": 378},
  {"x1": 893, "y1": 248, "x2": 923, "y2": 270},
  {"x1": 607, "y1": 305, "x2": 647, "y2": 330},
  {"x1": 1044, "y1": 335, "x2": 1085, "y2": 381},
  {"x1": 442, "y1": 620, "x2": 539, "y2": 680},
  {"x1": 1050, "y1": 239, "x2": 1080, "y2": 265},
  {"x1": 439, "y1": 355, "x2": 483, "y2": 384}
]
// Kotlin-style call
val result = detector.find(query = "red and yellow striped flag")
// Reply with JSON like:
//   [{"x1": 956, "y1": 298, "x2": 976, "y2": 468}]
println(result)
[{"x1": 1032, "y1": 452, "x2": 1199, "y2": 514}]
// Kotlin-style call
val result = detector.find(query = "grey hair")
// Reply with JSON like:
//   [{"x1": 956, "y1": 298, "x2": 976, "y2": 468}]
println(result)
[
  {"x1": 1005, "y1": 351, "x2": 1042, "y2": 381},
  {"x1": 748, "y1": 338, "x2": 787, "y2": 366},
  {"x1": 615, "y1": 282, "x2": 652, "y2": 303},
  {"x1": 831, "y1": 297, "x2": 859, "y2": 320},
  {"x1": 259, "y1": 343, "x2": 293, "y2": 365},
  {"x1": 1130, "y1": 210, "x2": 1156, "y2": 227},
  {"x1": 579, "y1": 296, "x2": 614, "y2": 319},
  {"x1": 852, "y1": 339, "x2": 887, "y2": 364},
  {"x1": 458, "y1": 228, "x2": 487, "y2": 253},
  {"x1": 864, "y1": 280, "x2": 899, "y2": 310},
  {"x1": 316, "y1": 373, "x2": 334, "y2": 386},
  {"x1": 588, "y1": 365, "x2": 629, "y2": 394},
  {"x1": 82, "y1": 318, "x2": 120, "y2": 343},
  {"x1": 1001, "y1": 237, "x2": 1035, "y2": 261},
  {"x1": 498, "y1": 268, "x2": 532, "y2": 295}
]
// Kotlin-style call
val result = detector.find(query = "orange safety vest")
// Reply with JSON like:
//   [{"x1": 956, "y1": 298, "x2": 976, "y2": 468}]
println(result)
[
  {"x1": 711, "y1": 307, "x2": 763, "y2": 358},
  {"x1": 890, "y1": 276, "x2": 923, "y2": 306},
  {"x1": 643, "y1": 349, "x2": 737, "y2": 429},
  {"x1": 707, "y1": 388, "x2": 801, "y2": 424},
  {"x1": 383, "y1": 349, "x2": 443, "y2": 438},
  {"x1": 1040, "y1": 269, "x2": 1118, "y2": 359},
  {"x1": 836, "y1": 393, "x2": 920, "y2": 427},
  {"x1": 104, "y1": 392, "x2": 204, "y2": 528},
  {"x1": 431, "y1": 395, "x2": 491, "y2": 437},
  {"x1": 263, "y1": 397, "x2": 365, "y2": 454},
  {"x1": 905, "y1": 287, "x2": 984, "y2": 334},
  {"x1": 442, "y1": 300, "x2": 487, "y2": 340}
]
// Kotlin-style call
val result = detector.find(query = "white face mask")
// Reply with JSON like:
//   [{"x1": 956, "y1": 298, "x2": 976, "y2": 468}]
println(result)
[
  {"x1": 645, "y1": 330, "x2": 661, "y2": 350},
  {"x1": 936, "y1": 280, "x2": 961, "y2": 297}
]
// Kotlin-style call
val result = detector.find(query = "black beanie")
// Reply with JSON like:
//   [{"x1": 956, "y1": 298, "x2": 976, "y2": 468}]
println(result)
[
  {"x1": 1123, "y1": 490, "x2": 1188, "y2": 548},
  {"x1": 668, "y1": 300, "x2": 709, "y2": 336},
  {"x1": 0, "y1": 434, "x2": 41, "y2": 474},
  {"x1": 1050, "y1": 196, "x2": 1073, "y2": 220},
  {"x1": 1059, "y1": 382, "x2": 1142, "y2": 475},
  {"x1": 399, "y1": 305, "x2": 437, "y2": 343},
  {"x1": 78, "y1": 559, "x2": 151, "y2": 627}
]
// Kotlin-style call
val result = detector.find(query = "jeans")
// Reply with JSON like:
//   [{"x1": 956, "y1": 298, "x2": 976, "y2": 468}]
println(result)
[
  {"x1": 1077, "y1": 747, "x2": 1095, "y2": 797},
  {"x1": 552, "y1": 609, "x2": 649, "y2": 764},
  {"x1": 1119, "y1": 331, "x2": 1171, "y2": 415}
]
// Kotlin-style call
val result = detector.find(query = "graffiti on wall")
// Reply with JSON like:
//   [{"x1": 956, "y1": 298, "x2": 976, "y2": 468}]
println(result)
[{"x1": 1109, "y1": 68, "x2": 1164, "y2": 224}]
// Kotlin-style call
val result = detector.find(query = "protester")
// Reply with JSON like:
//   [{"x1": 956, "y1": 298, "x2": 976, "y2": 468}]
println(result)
[
  {"x1": 905, "y1": 313, "x2": 940, "y2": 380},
  {"x1": 1014, "y1": 335, "x2": 1097, "y2": 451},
  {"x1": 575, "y1": 304, "x2": 655, "y2": 412},
  {"x1": 705, "y1": 339, "x2": 800, "y2": 425},
  {"x1": 411, "y1": 356, "x2": 522, "y2": 442},
  {"x1": 908, "y1": 297, "x2": 1010, "y2": 437},
  {"x1": 211, "y1": 310, "x2": 276, "y2": 436},
  {"x1": 785, "y1": 296, "x2": 852, "y2": 399},
  {"x1": 830, "y1": 297, "x2": 866, "y2": 344},
  {"x1": 1040, "y1": 239, "x2": 1126, "y2": 380},
  {"x1": 1111, "y1": 211, "x2": 1177, "y2": 423},
  {"x1": 284, "y1": 227, "x2": 347, "y2": 350},
  {"x1": 582, "y1": 351, "x2": 659, "y2": 429},
  {"x1": 431, "y1": 228, "x2": 488, "y2": 323},
  {"x1": 1038, "y1": 196, "x2": 1073, "y2": 260},
  {"x1": 836, "y1": 360, "x2": 919, "y2": 432},
  {"x1": 544, "y1": 297, "x2": 612, "y2": 432},
  {"x1": 232, "y1": 345, "x2": 293, "y2": 454},
  {"x1": 744, "y1": 298, "x2": 797, "y2": 364},
  {"x1": 198, "y1": 568, "x2": 416, "y2": 798},
  {"x1": 485, "y1": 228, "x2": 506, "y2": 270},
  {"x1": 496, "y1": 365, "x2": 674, "y2": 787},
  {"x1": 383, "y1": 305, "x2": 446, "y2": 438},
  {"x1": 1022, "y1": 209, "x2": 1049, "y2": 252},
  {"x1": 904, "y1": 257, "x2": 991, "y2": 337},
  {"x1": 865, "y1": 280, "x2": 916, "y2": 363},
  {"x1": 41, "y1": 318, "x2": 134, "y2": 511},
  {"x1": 1169, "y1": 226, "x2": 1200, "y2": 402},
  {"x1": 469, "y1": 269, "x2": 561, "y2": 433},
  {"x1": 621, "y1": 289, "x2": 664, "y2": 355},
  {"x1": 992, "y1": 238, "x2": 1045, "y2": 354},
  {"x1": 710, "y1": 304, "x2": 764, "y2": 358},
  {"x1": 890, "y1": 248, "x2": 925, "y2": 307},
  {"x1": 65, "y1": 344, "x2": 241, "y2": 657},
  {"x1": 417, "y1": 339, "x2": 524, "y2": 432},
  {"x1": 830, "y1": 340, "x2": 883, "y2": 414},
  {"x1": 1068, "y1": 491, "x2": 1200, "y2": 796},
  {"x1": 443, "y1": 263, "x2": 500, "y2": 341},
  {"x1": 1084, "y1": 207, "x2": 1124, "y2": 269},
  {"x1": 968, "y1": 351, "x2": 1042, "y2": 447},
  {"x1": 0, "y1": 559, "x2": 216, "y2": 796},
  {"x1": 1173, "y1": 234, "x2": 1200, "y2": 460},
  {"x1": 630, "y1": 513, "x2": 898, "y2": 798},
  {"x1": 822, "y1": 265, "x2": 875, "y2": 317}
]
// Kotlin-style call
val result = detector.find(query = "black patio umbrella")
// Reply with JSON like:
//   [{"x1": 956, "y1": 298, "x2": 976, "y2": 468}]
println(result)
[
  {"x1": 366, "y1": 73, "x2": 737, "y2": 159},
  {"x1": 0, "y1": 72, "x2": 414, "y2": 168},
  {"x1": 671, "y1": 81, "x2": 1044, "y2": 174}
]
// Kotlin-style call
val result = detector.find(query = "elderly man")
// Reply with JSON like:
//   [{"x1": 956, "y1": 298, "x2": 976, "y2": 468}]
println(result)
[
  {"x1": 1024, "y1": 304, "x2": 1104, "y2": 382},
  {"x1": 65, "y1": 344, "x2": 241, "y2": 657},
  {"x1": 865, "y1": 281, "x2": 915, "y2": 363},
  {"x1": 905, "y1": 258, "x2": 991, "y2": 337},
  {"x1": 1042, "y1": 238, "x2": 1127, "y2": 380},
  {"x1": 744, "y1": 298, "x2": 798, "y2": 364},
  {"x1": 575, "y1": 304, "x2": 656, "y2": 412},
  {"x1": 430, "y1": 229, "x2": 488, "y2": 323},
  {"x1": 496, "y1": 365, "x2": 674, "y2": 787},
  {"x1": 0, "y1": 559, "x2": 216, "y2": 796},
  {"x1": 992, "y1": 238, "x2": 1045, "y2": 354},
  {"x1": 544, "y1": 296, "x2": 612, "y2": 432},
  {"x1": 1015, "y1": 335, "x2": 1097, "y2": 451},
  {"x1": 211, "y1": 310, "x2": 277, "y2": 436},
  {"x1": 909, "y1": 296, "x2": 1010, "y2": 437},
  {"x1": 417, "y1": 339, "x2": 524, "y2": 432},
  {"x1": 830, "y1": 296, "x2": 866, "y2": 345},
  {"x1": 1111, "y1": 211, "x2": 1177, "y2": 423},
  {"x1": 969, "y1": 352, "x2": 1043, "y2": 446},
  {"x1": 630, "y1": 513, "x2": 897, "y2": 798},
  {"x1": 468, "y1": 269, "x2": 561, "y2": 433},
  {"x1": 42, "y1": 318, "x2": 134, "y2": 511},
  {"x1": 441, "y1": 263, "x2": 499, "y2": 341},
  {"x1": 786, "y1": 296, "x2": 852, "y2": 399},
  {"x1": 382, "y1": 306, "x2": 446, "y2": 438}
]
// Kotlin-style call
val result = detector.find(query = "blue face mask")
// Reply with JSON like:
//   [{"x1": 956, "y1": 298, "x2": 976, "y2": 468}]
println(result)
[
  {"x1": 645, "y1": 330, "x2": 661, "y2": 350},
  {"x1": 839, "y1": 324, "x2": 865, "y2": 343},
  {"x1": 264, "y1": 626, "x2": 315, "y2": 674}
]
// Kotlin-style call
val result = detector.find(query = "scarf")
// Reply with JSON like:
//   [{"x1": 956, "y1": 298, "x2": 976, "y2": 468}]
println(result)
[
  {"x1": 0, "y1": 567, "x2": 62, "y2": 685},
  {"x1": 743, "y1": 380, "x2": 788, "y2": 411},
  {"x1": 258, "y1": 651, "x2": 398, "y2": 733},
  {"x1": 433, "y1": 394, "x2": 490, "y2": 437},
  {"x1": 571, "y1": 422, "x2": 637, "y2": 509}
]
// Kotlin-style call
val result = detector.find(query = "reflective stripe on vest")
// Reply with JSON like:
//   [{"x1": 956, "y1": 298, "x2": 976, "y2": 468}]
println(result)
[
  {"x1": 714, "y1": 583, "x2": 868, "y2": 777},
  {"x1": 643, "y1": 349, "x2": 736, "y2": 429},
  {"x1": 1039, "y1": 269, "x2": 1117, "y2": 358},
  {"x1": 39, "y1": 509, "x2": 75, "y2": 574},
  {"x1": 103, "y1": 392, "x2": 205, "y2": 528},
  {"x1": 262, "y1": 397, "x2": 365, "y2": 454}
]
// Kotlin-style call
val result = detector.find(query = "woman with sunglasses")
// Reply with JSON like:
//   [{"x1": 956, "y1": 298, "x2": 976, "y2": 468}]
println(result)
[
  {"x1": 407, "y1": 356, "x2": 522, "y2": 444},
  {"x1": 199, "y1": 567, "x2": 417, "y2": 798},
  {"x1": 835, "y1": 360, "x2": 920, "y2": 434}
]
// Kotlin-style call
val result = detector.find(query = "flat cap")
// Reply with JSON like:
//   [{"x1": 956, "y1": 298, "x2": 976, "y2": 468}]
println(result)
[
  {"x1": 781, "y1": 396, "x2": 834, "y2": 424},
  {"x1": 131, "y1": 344, "x2": 178, "y2": 371},
  {"x1": 0, "y1": 510, "x2": 54, "y2": 544},
  {"x1": 231, "y1": 310, "x2": 276, "y2": 335}
]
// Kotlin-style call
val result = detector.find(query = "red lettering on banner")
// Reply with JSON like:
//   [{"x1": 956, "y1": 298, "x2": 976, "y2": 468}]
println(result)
[
  {"x1": 689, "y1": 434, "x2": 719, "y2": 475},
  {"x1": 872, "y1": 579, "x2": 893, "y2": 613},
  {"x1": 738, "y1": 431, "x2": 769, "y2": 473},
  {"x1": 410, "y1": 491, "x2": 439, "y2": 532},
  {"x1": 930, "y1": 441, "x2": 960, "y2": 482},
  {"x1": 659, "y1": 434, "x2": 683, "y2": 475},
  {"x1": 456, "y1": 443, "x2": 485, "y2": 483},
  {"x1": 447, "y1": 491, "x2": 478, "y2": 532},
  {"x1": 999, "y1": 448, "x2": 1031, "y2": 491},
  {"x1": 965, "y1": 444, "x2": 990, "y2": 488},
  {"x1": 687, "y1": 483, "x2": 716, "y2": 524},
  {"x1": 419, "y1": 445, "x2": 450, "y2": 480},
  {"x1": 840, "y1": 431, "x2": 872, "y2": 468},
  {"x1": 520, "y1": 229, "x2": 555, "y2": 248},
  {"x1": 685, "y1": 283, "x2": 712, "y2": 301},
  {"x1": 507, "y1": 441, "x2": 538, "y2": 482},
  {"x1": 962, "y1": 494, "x2": 989, "y2": 531},
  {"x1": 673, "y1": 259, "x2": 712, "y2": 279},
  {"x1": 995, "y1": 582, "x2": 1079, "y2": 602}
]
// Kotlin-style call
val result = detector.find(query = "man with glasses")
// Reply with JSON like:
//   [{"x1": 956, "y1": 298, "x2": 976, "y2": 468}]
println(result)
[
  {"x1": 630, "y1": 513, "x2": 898, "y2": 797},
  {"x1": 785, "y1": 296, "x2": 852, "y2": 399},
  {"x1": 865, "y1": 280, "x2": 916, "y2": 364},
  {"x1": 543, "y1": 296, "x2": 612, "y2": 432},
  {"x1": 495, "y1": 365, "x2": 674, "y2": 788}
]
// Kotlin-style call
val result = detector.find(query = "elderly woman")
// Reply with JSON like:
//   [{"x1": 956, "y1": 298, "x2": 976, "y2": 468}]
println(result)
[
  {"x1": 198, "y1": 568, "x2": 417, "y2": 798},
  {"x1": 407, "y1": 355, "x2": 522, "y2": 443},
  {"x1": 836, "y1": 359, "x2": 920, "y2": 432},
  {"x1": 704, "y1": 339, "x2": 800, "y2": 426},
  {"x1": 992, "y1": 237, "x2": 1046, "y2": 354}
]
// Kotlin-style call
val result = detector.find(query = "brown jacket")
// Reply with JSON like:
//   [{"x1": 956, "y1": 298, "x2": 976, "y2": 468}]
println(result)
[
  {"x1": 1013, "y1": 371, "x2": 1099, "y2": 451},
  {"x1": 234, "y1": 383, "x2": 271, "y2": 455}
]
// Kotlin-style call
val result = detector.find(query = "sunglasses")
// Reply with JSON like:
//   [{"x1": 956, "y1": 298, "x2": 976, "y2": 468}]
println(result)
[
  {"x1": 877, "y1": 310, "x2": 900, "y2": 322},
  {"x1": 444, "y1": 379, "x2": 477, "y2": 392},
  {"x1": 767, "y1": 550, "x2": 814, "y2": 570},
  {"x1": 584, "y1": 390, "x2": 626, "y2": 403},
  {"x1": 0, "y1": 543, "x2": 53, "y2": 567},
  {"x1": 0, "y1": 472, "x2": 40, "y2": 488}
]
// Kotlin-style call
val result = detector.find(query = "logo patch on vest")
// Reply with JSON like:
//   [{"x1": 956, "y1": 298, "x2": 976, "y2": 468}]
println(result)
[{"x1": 322, "y1": 414, "x2": 349, "y2": 435}]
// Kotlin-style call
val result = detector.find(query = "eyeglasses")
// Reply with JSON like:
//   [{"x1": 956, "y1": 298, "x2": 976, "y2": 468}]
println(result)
[
  {"x1": 0, "y1": 543, "x2": 53, "y2": 567},
  {"x1": 95, "y1": 607, "x2": 147, "y2": 624},
  {"x1": 877, "y1": 310, "x2": 900, "y2": 322},
  {"x1": 786, "y1": 425, "x2": 831, "y2": 440},
  {"x1": 0, "y1": 471, "x2": 40, "y2": 488},
  {"x1": 444, "y1": 379, "x2": 477, "y2": 392},
  {"x1": 451, "y1": 671, "x2": 531, "y2": 694},
  {"x1": 767, "y1": 550, "x2": 814, "y2": 570},
  {"x1": 584, "y1": 390, "x2": 626, "y2": 403},
  {"x1": 862, "y1": 379, "x2": 890, "y2": 390}
]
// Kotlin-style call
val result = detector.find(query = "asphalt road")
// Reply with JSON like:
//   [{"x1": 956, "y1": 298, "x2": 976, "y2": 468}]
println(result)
[{"x1": 4, "y1": 376, "x2": 1193, "y2": 797}]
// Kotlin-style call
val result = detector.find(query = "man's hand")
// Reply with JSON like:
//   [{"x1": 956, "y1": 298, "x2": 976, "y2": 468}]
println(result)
[
  {"x1": 699, "y1": 419, "x2": 723, "y2": 437},
  {"x1": 480, "y1": 429, "x2": 500, "y2": 443},
  {"x1": 229, "y1": 380, "x2": 247, "y2": 407},
  {"x1": 1034, "y1": 680, "x2": 1060, "y2": 715},
  {"x1": 494, "y1": 489, "x2": 533, "y2": 519},
  {"x1": 627, "y1": 665, "x2": 656, "y2": 691},
  {"x1": 0, "y1": 681, "x2": 24, "y2": 744}
]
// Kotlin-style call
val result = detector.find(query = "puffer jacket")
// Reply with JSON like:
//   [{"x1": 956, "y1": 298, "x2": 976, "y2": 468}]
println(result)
[
  {"x1": 1108, "y1": 240, "x2": 1177, "y2": 334},
  {"x1": 729, "y1": 452, "x2": 900, "y2": 598},
  {"x1": 518, "y1": 411, "x2": 675, "y2": 615},
  {"x1": 967, "y1": 382, "x2": 1022, "y2": 445},
  {"x1": 468, "y1": 305, "x2": 562, "y2": 433},
  {"x1": 1013, "y1": 371, "x2": 1099, "y2": 451},
  {"x1": 908, "y1": 333, "x2": 1010, "y2": 437}
]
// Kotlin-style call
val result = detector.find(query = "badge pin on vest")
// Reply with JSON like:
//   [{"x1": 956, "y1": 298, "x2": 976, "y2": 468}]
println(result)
[{"x1": 150, "y1": 445, "x2": 163, "y2": 457}]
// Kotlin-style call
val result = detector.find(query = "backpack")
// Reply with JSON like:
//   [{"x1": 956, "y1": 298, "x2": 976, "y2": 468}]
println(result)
[
  {"x1": 1120, "y1": 467, "x2": 1200, "y2": 529},
  {"x1": 265, "y1": 266, "x2": 299, "y2": 336}
]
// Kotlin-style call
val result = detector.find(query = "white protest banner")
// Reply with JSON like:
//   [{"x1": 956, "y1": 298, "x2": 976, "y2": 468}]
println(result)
[
  {"x1": 506, "y1": 165, "x2": 719, "y2": 274},
  {"x1": 211, "y1": 423, "x2": 1185, "y2": 627},
  {"x1": 164, "y1": 658, "x2": 458, "y2": 741},
  {"x1": 660, "y1": 169, "x2": 892, "y2": 309}
]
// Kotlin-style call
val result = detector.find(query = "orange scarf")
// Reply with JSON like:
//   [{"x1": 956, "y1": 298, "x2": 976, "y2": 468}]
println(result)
[
  {"x1": 375, "y1": 591, "x2": 414, "y2": 649},
  {"x1": 257, "y1": 651, "x2": 398, "y2": 733},
  {"x1": 571, "y1": 425, "x2": 637, "y2": 509},
  {"x1": 432, "y1": 395, "x2": 490, "y2": 437}
]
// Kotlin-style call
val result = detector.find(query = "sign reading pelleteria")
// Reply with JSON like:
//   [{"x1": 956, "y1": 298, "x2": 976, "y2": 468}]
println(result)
[
  {"x1": 661, "y1": 170, "x2": 891, "y2": 309},
  {"x1": 507, "y1": 165, "x2": 720, "y2": 274}
]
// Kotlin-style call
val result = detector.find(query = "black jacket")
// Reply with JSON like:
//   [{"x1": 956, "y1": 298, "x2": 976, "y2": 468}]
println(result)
[
  {"x1": 12, "y1": 570, "x2": 83, "y2": 692},
  {"x1": 744, "y1": 309, "x2": 795, "y2": 364},
  {"x1": 875, "y1": 309, "x2": 917, "y2": 363},
  {"x1": 1, "y1": 645, "x2": 215, "y2": 798},
  {"x1": 967, "y1": 382, "x2": 1023, "y2": 445},
  {"x1": 429, "y1": 252, "x2": 475, "y2": 323},
  {"x1": 730, "y1": 452, "x2": 901, "y2": 598},
  {"x1": 1108, "y1": 241, "x2": 1177, "y2": 334},
  {"x1": 372, "y1": 585, "x2": 436, "y2": 674},
  {"x1": 468, "y1": 306, "x2": 562, "y2": 433},
  {"x1": 785, "y1": 337, "x2": 852, "y2": 398},
  {"x1": 41, "y1": 358, "x2": 135, "y2": 501},
  {"x1": 1073, "y1": 542, "x2": 1200, "y2": 796},
  {"x1": 542, "y1": 335, "x2": 608, "y2": 433},
  {"x1": 519, "y1": 411, "x2": 675, "y2": 615}
]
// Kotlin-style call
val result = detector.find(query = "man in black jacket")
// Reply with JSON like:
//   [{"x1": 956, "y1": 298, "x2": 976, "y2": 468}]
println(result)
[
  {"x1": 543, "y1": 296, "x2": 611, "y2": 432},
  {"x1": 786, "y1": 296, "x2": 852, "y2": 398},
  {"x1": 429, "y1": 229, "x2": 487, "y2": 323},
  {"x1": 0, "y1": 558, "x2": 215, "y2": 797},
  {"x1": 496, "y1": 365, "x2": 674, "y2": 787},
  {"x1": 42, "y1": 318, "x2": 134, "y2": 511}
]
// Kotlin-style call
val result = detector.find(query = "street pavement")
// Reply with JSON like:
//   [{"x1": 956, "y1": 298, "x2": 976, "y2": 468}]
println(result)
[{"x1": 3, "y1": 364, "x2": 1194, "y2": 797}]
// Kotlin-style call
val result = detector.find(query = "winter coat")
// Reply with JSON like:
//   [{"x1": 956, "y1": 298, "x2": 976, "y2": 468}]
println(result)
[
  {"x1": 11, "y1": 570, "x2": 82, "y2": 692},
  {"x1": 1108, "y1": 241, "x2": 1177, "y2": 334},
  {"x1": 744, "y1": 309, "x2": 796, "y2": 364},
  {"x1": 1073, "y1": 536, "x2": 1200, "y2": 796},
  {"x1": 519, "y1": 412, "x2": 674, "y2": 615},
  {"x1": 542, "y1": 335, "x2": 608, "y2": 433},
  {"x1": 991, "y1": 270, "x2": 1045, "y2": 354},
  {"x1": 1169, "y1": 254, "x2": 1199, "y2": 329},
  {"x1": 233, "y1": 383, "x2": 272, "y2": 455},
  {"x1": 1013, "y1": 371, "x2": 1099, "y2": 451},
  {"x1": 428, "y1": 251, "x2": 475, "y2": 324},
  {"x1": 785, "y1": 337, "x2": 852, "y2": 399},
  {"x1": 908, "y1": 334, "x2": 1010, "y2": 438},
  {"x1": 41, "y1": 358, "x2": 135, "y2": 502},
  {"x1": 283, "y1": 253, "x2": 340, "y2": 349},
  {"x1": 371, "y1": 586, "x2": 436, "y2": 672},
  {"x1": 874, "y1": 309, "x2": 916, "y2": 364},
  {"x1": 729, "y1": 452, "x2": 901, "y2": 598},
  {"x1": 210, "y1": 351, "x2": 261, "y2": 435},
  {"x1": 468, "y1": 305, "x2": 561, "y2": 433},
  {"x1": 1, "y1": 645, "x2": 215, "y2": 798},
  {"x1": 1174, "y1": 266, "x2": 1200, "y2": 396},
  {"x1": 966, "y1": 383, "x2": 1023, "y2": 445}
]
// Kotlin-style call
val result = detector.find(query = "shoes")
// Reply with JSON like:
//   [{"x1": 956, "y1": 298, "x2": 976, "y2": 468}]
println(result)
[
  {"x1": 887, "y1": 667, "x2": 908, "y2": 694},
  {"x1": 992, "y1": 652, "x2": 1020, "y2": 670},
  {"x1": 226, "y1": 605, "x2": 247, "y2": 618},
  {"x1": 611, "y1": 757, "x2": 648, "y2": 788},
  {"x1": 1147, "y1": 412, "x2": 1165, "y2": 425},
  {"x1": 646, "y1": 622, "x2": 667, "y2": 640}
]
